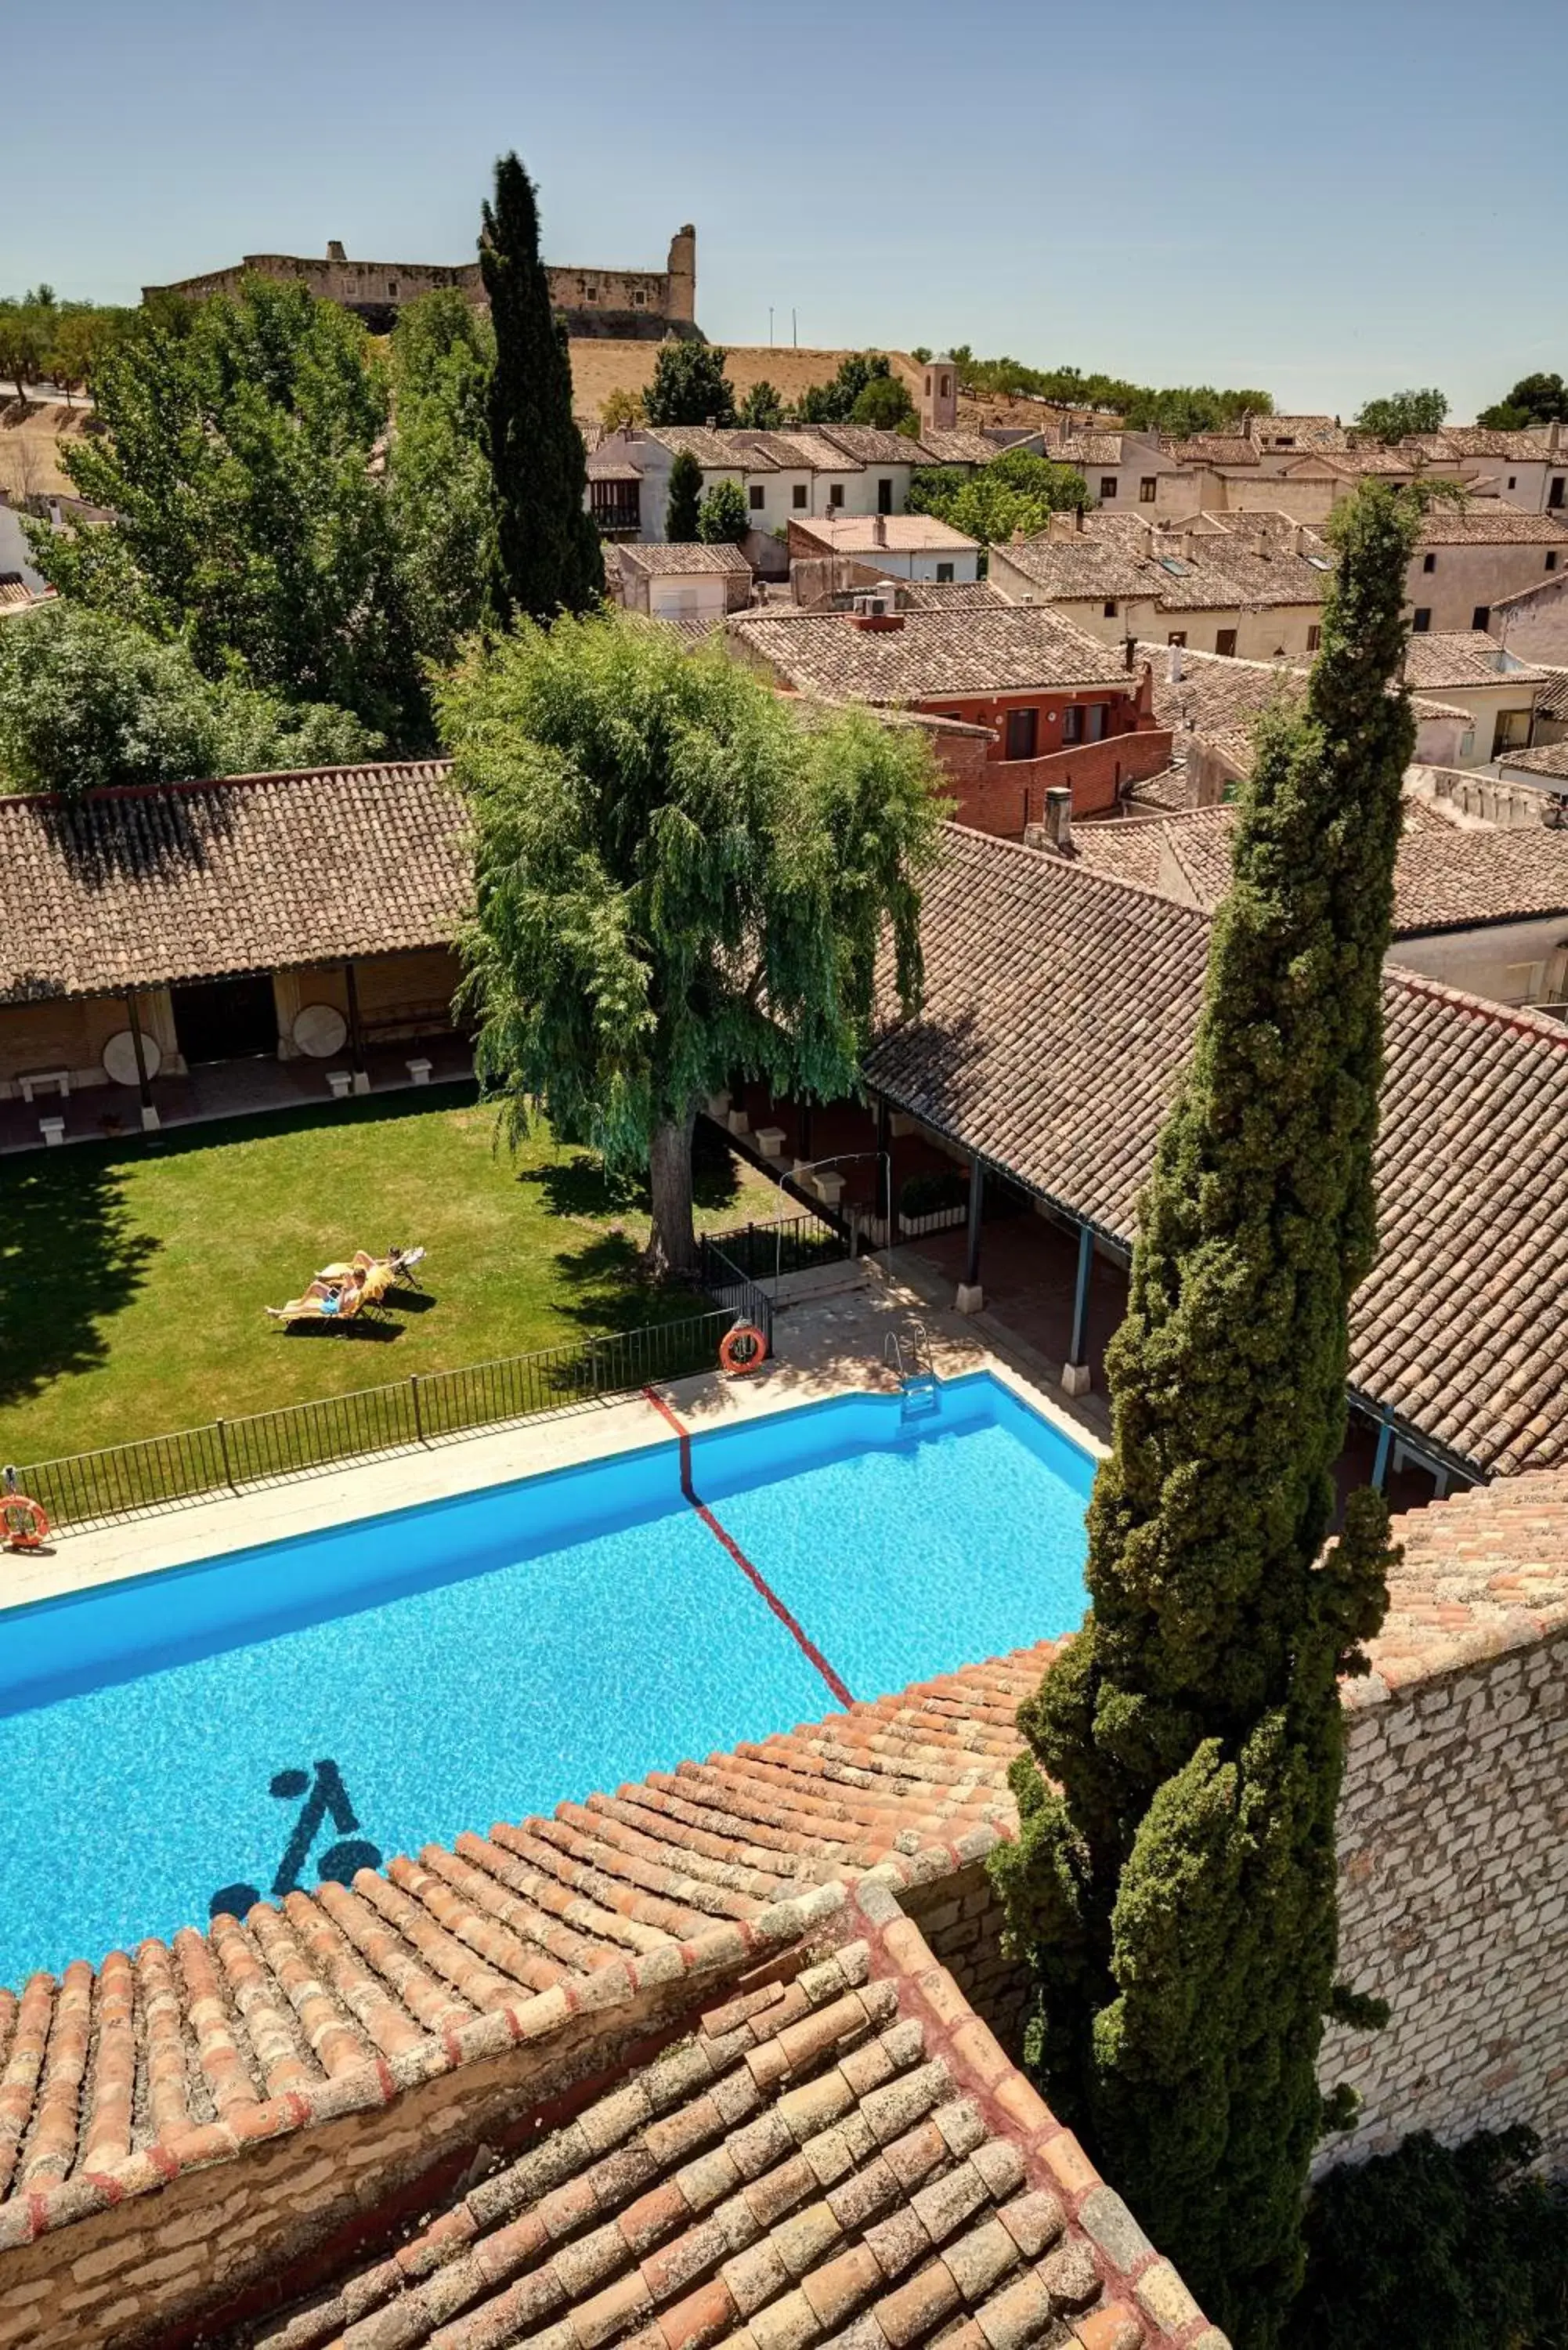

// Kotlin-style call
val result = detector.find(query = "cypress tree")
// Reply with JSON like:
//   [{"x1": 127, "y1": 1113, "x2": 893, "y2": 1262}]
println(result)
[
  {"x1": 665, "y1": 449, "x2": 703, "y2": 542},
  {"x1": 481, "y1": 152, "x2": 603, "y2": 624},
  {"x1": 991, "y1": 481, "x2": 1424, "y2": 2348}
]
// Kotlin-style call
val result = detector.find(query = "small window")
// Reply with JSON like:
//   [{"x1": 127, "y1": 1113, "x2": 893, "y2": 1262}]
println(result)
[
  {"x1": 792, "y1": 484, "x2": 807, "y2": 509},
  {"x1": 1472, "y1": 606, "x2": 1491, "y2": 631},
  {"x1": 829, "y1": 483, "x2": 845, "y2": 508},
  {"x1": 749, "y1": 483, "x2": 765, "y2": 511},
  {"x1": 1085, "y1": 702, "x2": 1109, "y2": 743},
  {"x1": 1062, "y1": 704, "x2": 1084, "y2": 745},
  {"x1": 1140, "y1": 477, "x2": 1157, "y2": 503},
  {"x1": 584, "y1": 285, "x2": 598, "y2": 302},
  {"x1": 1412, "y1": 607, "x2": 1432, "y2": 631},
  {"x1": 1100, "y1": 475, "x2": 1118, "y2": 500},
  {"x1": 1216, "y1": 628, "x2": 1237, "y2": 657},
  {"x1": 877, "y1": 478, "x2": 894, "y2": 515},
  {"x1": 1167, "y1": 630, "x2": 1187, "y2": 647},
  {"x1": 1551, "y1": 477, "x2": 1566, "y2": 509},
  {"x1": 1306, "y1": 624, "x2": 1321, "y2": 651},
  {"x1": 1004, "y1": 707, "x2": 1039, "y2": 761},
  {"x1": 936, "y1": 561, "x2": 955, "y2": 583},
  {"x1": 1508, "y1": 475, "x2": 1517, "y2": 490},
  {"x1": 1422, "y1": 552, "x2": 1436, "y2": 573},
  {"x1": 1547, "y1": 551, "x2": 1559, "y2": 573},
  {"x1": 1104, "y1": 600, "x2": 1118, "y2": 618},
  {"x1": 387, "y1": 278, "x2": 399, "y2": 297},
  {"x1": 633, "y1": 290, "x2": 646, "y2": 307}
]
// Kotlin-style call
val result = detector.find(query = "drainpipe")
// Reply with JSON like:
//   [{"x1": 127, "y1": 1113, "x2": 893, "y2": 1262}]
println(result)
[
  {"x1": 124, "y1": 991, "x2": 159, "y2": 1133},
  {"x1": 957, "y1": 1158, "x2": 985, "y2": 1314},
  {"x1": 1063, "y1": 1224, "x2": 1093, "y2": 1396},
  {"x1": 1371, "y1": 1412, "x2": 1393, "y2": 1492}
]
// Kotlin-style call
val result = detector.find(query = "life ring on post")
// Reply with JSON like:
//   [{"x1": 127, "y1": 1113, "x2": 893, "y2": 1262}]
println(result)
[
  {"x1": 719, "y1": 1321, "x2": 768, "y2": 1376},
  {"x1": 2, "y1": 1494, "x2": 49, "y2": 1550}
]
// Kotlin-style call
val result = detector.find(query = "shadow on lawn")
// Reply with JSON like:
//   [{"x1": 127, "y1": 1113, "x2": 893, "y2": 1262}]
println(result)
[
  {"x1": 0, "y1": 1149, "x2": 161, "y2": 1413},
  {"x1": 515, "y1": 1128, "x2": 745, "y2": 1225},
  {"x1": 548, "y1": 1230, "x2": 706, "y2": 1338}
]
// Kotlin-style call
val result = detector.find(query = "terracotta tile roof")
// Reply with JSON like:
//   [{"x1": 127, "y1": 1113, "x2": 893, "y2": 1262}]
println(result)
[
  {"x1": 1400, "y1": 631, "x2": 1549, "y2": 690},
  {"x1": 1535, "y1": 669, "x2": 1568, "y2": 719},
  {"x1": 770, "y1": 432, "x2": 869, "y2": 475},
  {"x1": 1136, "y1": 644, "x2": 1467, "y2": 776},
  {"x1": 1302, "y1": 447, "x2": 1422, "y2": 478},
  {"x1": 1351, "y1": 1469, "x2": 1568, "y2": 1704},
  {"x1": 1253, "y1": 416, "x2": 1348, "y2": 451},
  {"x1": 0, "y1": 763, "x2": 467, "y2": 1007},
  {"x1": 0, "y1": 1645, "x2": 1061, "y2": 2251},
  {"x1": 1070, "y1": 796, "x2": 1568, "y2": 936},
  {"x1": 792, "y1": 516, "x2": 981, "y2": 556},
  {"x1": 994, "y1": 524, "x2": 1329, "y2": 615},
  {"x1": 211, "y1": 1891, "x2": 1211, "y2": 2350},
  {"x1": 896, "y1": 581, "x2": 1010, "y2": 612},
  {"x1": 728, "y1": 609, "x2": 1132, "y2": 700},
  {"x1": 1417, "y1": 504, "x2": 1568, "y2": 546},
  {"x1": 0, "y1": 577, "x2": 40, "y2": 613},
  {"x1": 1422, "y1": 426, "x2": 1565, "y2": 463},
  {"x1": 1039, "y1": 429, "x2": 1127, "y2": 466},
  {"x1": 620, "y1": 542, "x2": 753, "y2": 577},
  {"x1": 913, "y1": 430, "x2": 1003, "y2": 468},
  {"x1": 811, "y1": 425, "x2": 928, "y2": 466},
  {"x1": 1161, "y1": 435, "x2": 1258, "y2": 467},
  {"x1": 649, "y1": 428, "x2": 765, "y2": 471},
  {"x1": 1502, "y1": 738, "x2": 1568, "y2": 780},
  {"x1": 864, "y1": 825, "x2": 1568, "y2": 1476}
]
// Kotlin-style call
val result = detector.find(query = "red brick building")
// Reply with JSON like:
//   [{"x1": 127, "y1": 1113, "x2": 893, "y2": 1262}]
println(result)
[{"x1": 727, "y1": 606, "x2": 1173, "y2": 833}]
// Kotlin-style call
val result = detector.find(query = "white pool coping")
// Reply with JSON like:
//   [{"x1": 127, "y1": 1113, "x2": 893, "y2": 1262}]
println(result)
[{"x1": 2, "y1": 1296, "x2": 1105, "y2": 1618}]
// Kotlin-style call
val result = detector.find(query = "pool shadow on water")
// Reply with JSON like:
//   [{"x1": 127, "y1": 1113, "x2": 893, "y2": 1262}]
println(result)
[{"x1": 209, "y1": 1758, "x2": 382, "y2": 1922}]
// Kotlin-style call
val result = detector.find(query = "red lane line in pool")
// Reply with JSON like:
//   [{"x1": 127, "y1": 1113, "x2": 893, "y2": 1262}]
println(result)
[{"x1": 641, "y1": 1386, "x2": 854, "y2": 1708}]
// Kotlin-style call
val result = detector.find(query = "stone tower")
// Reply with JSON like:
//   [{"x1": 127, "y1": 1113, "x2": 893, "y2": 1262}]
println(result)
[
  {"x1": 667, "y1": 225, "x2": 697, "y2": 324},
  {"x1": 921, "y1": 354, "x2": 958, "y2": 432}
]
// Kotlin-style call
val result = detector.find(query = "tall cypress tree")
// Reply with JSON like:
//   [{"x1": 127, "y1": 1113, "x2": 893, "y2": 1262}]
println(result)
[
  {"x1": 481, "y1": 152, "x2": 603, "y2": 623},
  {"x1": 991, "y1": 481, "x2": 1423, "y2": 2348},
  {"x1": 664, "y1": 449, "x2": 703, "y2": 542}
]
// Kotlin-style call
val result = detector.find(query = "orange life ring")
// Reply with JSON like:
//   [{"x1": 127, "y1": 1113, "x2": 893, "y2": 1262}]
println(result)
[
  {"x1": 2, "y1": 1495, "x2": 49, "y2": 1550},
  {"x1": 719, "y1": 1322, "x2": 768, "y2": 1376}
]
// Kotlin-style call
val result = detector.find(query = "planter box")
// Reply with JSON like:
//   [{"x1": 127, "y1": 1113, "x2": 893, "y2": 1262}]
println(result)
[{"x1": 898, "y1": 1204, "x2": 967, "y2": 1238}]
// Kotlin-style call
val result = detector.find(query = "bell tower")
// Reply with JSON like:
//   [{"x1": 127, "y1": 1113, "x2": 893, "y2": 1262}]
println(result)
[{"x1": 921, "y1": 354, "x2": 958, "y2": 432}]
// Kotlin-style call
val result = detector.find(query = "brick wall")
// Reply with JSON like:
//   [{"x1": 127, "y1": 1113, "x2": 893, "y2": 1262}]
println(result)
[
  {"x1": 1317, "y1": 1626, "x2": 1568, "y2": 2171},
  {"x1": 901, "y1": 1864, "x2": 1030, "y2": 2053},
  {"x1": 934, "y1": 731, "x2": 1175, "y2": 836}
]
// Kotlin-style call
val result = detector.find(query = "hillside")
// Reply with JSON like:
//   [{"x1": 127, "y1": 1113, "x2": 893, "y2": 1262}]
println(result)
[
  {"x1": 0, "y1": 402, "x2": 94, "y2": 501},
  {"x1": 568, "y1": 339, "x2": 924, "y2": 424}
]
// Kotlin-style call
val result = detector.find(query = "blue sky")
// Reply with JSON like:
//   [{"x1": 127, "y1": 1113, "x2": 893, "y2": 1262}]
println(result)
[{"x1": 4, "y1": 0, "x2": 1562, "y2": 420}]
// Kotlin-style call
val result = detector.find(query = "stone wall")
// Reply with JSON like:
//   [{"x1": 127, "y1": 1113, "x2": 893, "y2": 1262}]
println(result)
[
  {"x1": 1317, "y1": 1625, "x2": 1568, "y2": 2171},
  {"x1": 901, "y1": 1864, "x2": 1030, "y2": 2053}
]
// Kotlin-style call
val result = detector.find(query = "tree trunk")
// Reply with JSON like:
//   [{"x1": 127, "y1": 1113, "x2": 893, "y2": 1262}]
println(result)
[{"x1": 645, "y1": 1104, "x2": 699, "y2": 1279}]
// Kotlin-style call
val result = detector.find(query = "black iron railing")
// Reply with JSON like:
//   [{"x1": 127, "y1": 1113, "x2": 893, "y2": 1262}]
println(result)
[
  {"x1": 704, "y1": 1212, "x2": 848, "y2": 1284},
  {"x1": 16, "y1": 1309, "x2": 739, "y2": 1535},
  {"x1": 695, "y1": 1238, "x2": 775, "y2": 1351}
]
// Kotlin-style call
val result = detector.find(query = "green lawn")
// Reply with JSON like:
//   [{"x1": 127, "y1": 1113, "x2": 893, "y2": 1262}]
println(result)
[{"x1": 0, "y1": 1086, "x2": 785, "y2": 1466}]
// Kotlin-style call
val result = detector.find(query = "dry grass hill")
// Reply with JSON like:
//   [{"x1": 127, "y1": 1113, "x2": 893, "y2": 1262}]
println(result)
[
  {"x1": 568, "y1": 339, "x2": 924, "y2": 424},
  {"x1": 0, "y1": 402, "x2": 93, "y2": 501}
]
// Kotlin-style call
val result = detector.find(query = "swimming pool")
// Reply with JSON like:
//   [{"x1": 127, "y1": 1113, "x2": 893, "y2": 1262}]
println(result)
[{"x1": 0, "y1": 1372, "x2": 1092, "y2": 1984}]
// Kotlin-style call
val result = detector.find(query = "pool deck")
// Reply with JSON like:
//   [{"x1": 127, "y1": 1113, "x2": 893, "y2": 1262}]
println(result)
[{"x1": 3, "y1": 1262, "x2": 1109, "y2": 1614}]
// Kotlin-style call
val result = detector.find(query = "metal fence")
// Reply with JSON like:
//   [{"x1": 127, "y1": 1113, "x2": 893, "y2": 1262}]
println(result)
[
  {"x1": 16, "y1": 1308, "x2": 740, "y2": 1535},
  {"x1": 695, "y1": 1238, "x2": 775, "y2": 1351},
  {"x1": 703, "y1": 1213, "x2": 849, "y2": 1285}
]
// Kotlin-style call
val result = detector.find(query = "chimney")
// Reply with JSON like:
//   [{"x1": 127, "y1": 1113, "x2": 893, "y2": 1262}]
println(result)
[
  {"x1": 1123, "y1": 634, "x2": 1136, "y2": 672},
  {"x1": 327, "y1": 240, "x2": 346, "y2": 262},
  {"x1": 1550, "y1": 420, "x2": 1563, "y2": 454},
  {"x1": 1075, "y1": 504, "x2": 1085, "y2": 533},
  {"x1": 872, "y1": 512, "x2": 886, "y2": 546},
  {"x1": 1043, "y1": 786, "x2": 1074, "y2": 853},
  {"x1": 1168, "y1": 641, "x2": 1183, "y2": 684}
]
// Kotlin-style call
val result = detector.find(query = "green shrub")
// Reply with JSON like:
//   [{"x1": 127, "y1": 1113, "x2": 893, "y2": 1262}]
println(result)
[{"x1": 1292, "y1": 2130, "x2": 1568, "y2": 2350}]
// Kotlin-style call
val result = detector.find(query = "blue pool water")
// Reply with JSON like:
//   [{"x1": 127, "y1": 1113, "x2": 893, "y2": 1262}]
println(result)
[{"x1": 0, "y1": 1374, "x2": 1091, "y2": 1983}]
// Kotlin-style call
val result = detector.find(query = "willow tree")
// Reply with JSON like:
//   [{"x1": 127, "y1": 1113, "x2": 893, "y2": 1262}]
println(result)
[
  {"x1": 992, "y1": 481, "x2": 1423, "y2": 2348},
  {"x1": 443, "y1": 615, "x2": 946, "y2": 1274}
]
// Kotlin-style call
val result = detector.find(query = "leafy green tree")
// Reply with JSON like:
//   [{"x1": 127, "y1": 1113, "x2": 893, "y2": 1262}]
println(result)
[
  {"x1": 991, "y1": 483, "x2": 1427, "y2": 2348},
  {"x1": 737, "y1": 380, "x2": 785, "y2": 428},
  {"x1": 482, "y1": 152, "x2": 604, "y2": 626},
  {"x1": 31, "y1": 274, "x2": 425, "y2": 740},
  {"x1": 797, "y1": 352, "x2": 894, "y2": 425},
  {"x1": 664, "y1": 450, "x2": 703, "y2": 541},
  {"x1": 1477, "y1": 371, "x2": 1567, "y2": 430},
  {"x1": 697, "y1": 479, "x2": 749, "y2": 544},
  {"x1": 644, "y1": 340, "x2": 736, "y2": 427},
  {"x1": 599, "y1": 385, "x2": 646, "y2": 432},
  {"x1": 1354, "y1": 388, "x2": 1448, "y2": 443},
  {"x1": 0, "y1": 603, "x2": 376, "y2": 800},
  {"x1": 851, "y1": 372, "x2": 916, "y2": 429},
  {"x1": 388, "y1": 289, "x2": 496, "y2": 663},
  {"x1": 46, "y1": 305, "x2": 122, "y2": 407},
  {"x1": 443, "y1": 614, "x2": 946, "y2": 1274},
  {"x1": 907, "y1": 453, "x2": 1087, "y2": 544},
  {"x1": 0, "y1": 298, "x2": 51, "y2": 404},
  {"x1": 1292, "y1": 2129, "x2": 1568, "y2": 2350}
]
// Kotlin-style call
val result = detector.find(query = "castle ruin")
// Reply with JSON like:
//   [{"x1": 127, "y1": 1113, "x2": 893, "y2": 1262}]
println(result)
[{"x1": 143, "y1": 224, "x2": 697, "y2": 339}]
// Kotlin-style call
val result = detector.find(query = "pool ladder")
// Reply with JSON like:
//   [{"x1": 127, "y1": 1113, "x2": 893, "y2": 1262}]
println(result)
[{"x1": 884, "y1": 1321, "x2": 941, "y2": 1420}]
